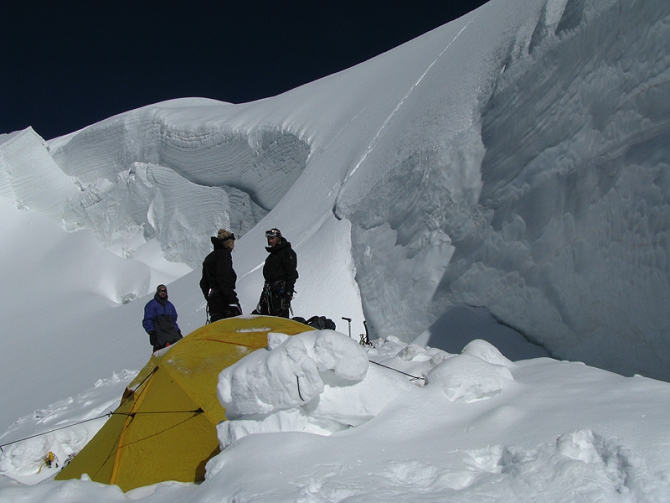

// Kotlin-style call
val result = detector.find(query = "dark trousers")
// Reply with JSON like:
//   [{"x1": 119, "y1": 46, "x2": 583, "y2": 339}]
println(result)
[{"x1": 207, "y1": 292, "x2": 241, "y2": 322}]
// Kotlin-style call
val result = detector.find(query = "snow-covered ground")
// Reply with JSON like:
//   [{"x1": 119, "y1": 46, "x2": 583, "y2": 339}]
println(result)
[
  {"x1": 1, "y1": 0, "x2": 669, "y2": 500},
  {"x1": 1, "y1": 329, "x2": 669, "y2": 501}
]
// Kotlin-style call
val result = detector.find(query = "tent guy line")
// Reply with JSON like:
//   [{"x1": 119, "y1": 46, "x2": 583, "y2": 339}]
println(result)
[
  {"x1": 0, "y1": 408, "x2": 205, "y2": 452},
  {"x1": 0, "y1": 414, "x2": 113, "y2": 451}
]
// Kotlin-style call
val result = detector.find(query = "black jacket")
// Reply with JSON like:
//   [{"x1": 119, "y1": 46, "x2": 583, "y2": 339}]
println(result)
[
  {"x1": 263, "y1": 238, "x2": 298, "y2": 294},
  {"x1": 200, "y1": 237, "x2": 239, "y2": 304}
]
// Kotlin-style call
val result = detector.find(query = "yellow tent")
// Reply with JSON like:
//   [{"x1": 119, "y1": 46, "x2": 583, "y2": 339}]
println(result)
[{"x1": 55, "y1": 315, "x2": 313, "y2": 492}]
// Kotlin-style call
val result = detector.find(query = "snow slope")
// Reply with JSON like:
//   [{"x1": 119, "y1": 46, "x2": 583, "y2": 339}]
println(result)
[{"x1": 0, "y1": 0, "x2": 669, "y2": 499}]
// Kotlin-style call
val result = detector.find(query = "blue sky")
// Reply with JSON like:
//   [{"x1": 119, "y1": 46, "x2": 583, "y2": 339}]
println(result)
[{"x1": 2, "y1": 1, "x2": 487, "y2": 140}]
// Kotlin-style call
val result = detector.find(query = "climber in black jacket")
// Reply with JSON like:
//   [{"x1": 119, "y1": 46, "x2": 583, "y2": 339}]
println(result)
[
  {"x1": 200, "y1": 229, "x2": 242, "y2": 323},
  {"x1": 253, "y1": 228, "x2": 298, "y2": 318}
]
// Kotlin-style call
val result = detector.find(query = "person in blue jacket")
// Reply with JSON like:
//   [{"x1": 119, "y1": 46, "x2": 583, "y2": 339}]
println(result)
[{"x1": 142, "y1": 284, "x2": 182, "y2": 352}]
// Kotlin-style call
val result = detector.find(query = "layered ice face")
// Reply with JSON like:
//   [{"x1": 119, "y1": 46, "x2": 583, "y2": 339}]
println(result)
[{"x1": 340, "y1": 0, "x2": 670, "y2": 379}]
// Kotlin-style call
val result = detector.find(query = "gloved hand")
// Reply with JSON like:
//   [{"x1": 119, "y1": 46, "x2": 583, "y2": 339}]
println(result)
[
  {"x1": 149, "y1": 331, "x2": 157, "y2": 346},
  {"x1": 228, "y1": 303, "x2": 242, "y2": 316},
  {"x1": 279, "y1": 291, "x2": 293, "y2": 310}
]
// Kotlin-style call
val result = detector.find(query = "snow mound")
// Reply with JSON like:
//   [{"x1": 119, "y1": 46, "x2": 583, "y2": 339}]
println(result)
[
  {"x1": 218, "y1": 330, "x2": 369, "y2": 418},
  {"x1": 215, "y1": 331, "x2": 422, "y2": 451},
  {"x1": 461, "y1": 338, "x2": 512, "y2": 366},
  {"x1": 426, "y1": 352, "x2": 514, "y2": 403}
]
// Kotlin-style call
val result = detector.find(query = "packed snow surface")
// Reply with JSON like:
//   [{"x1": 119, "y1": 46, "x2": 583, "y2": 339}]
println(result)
[
  {"x1": 1, "y1": 0, "x2": 669, "y2": 500},
  {"x1": 1, "y1": 330, "x2": 669, "y2": 501}
]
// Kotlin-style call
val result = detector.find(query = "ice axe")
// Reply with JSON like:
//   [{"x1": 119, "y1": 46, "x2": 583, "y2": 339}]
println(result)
[
  {"x1": 342, "y1": 317, "x2": 352, "y2": 339},
  {"x1": 360, "y1": 320, "x2": 372, "y2": 346}
]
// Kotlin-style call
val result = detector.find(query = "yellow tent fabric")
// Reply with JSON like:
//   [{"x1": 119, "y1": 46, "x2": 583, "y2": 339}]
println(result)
[{"x1": 55, "y1": 315, "x2": 314, "y2": 492}]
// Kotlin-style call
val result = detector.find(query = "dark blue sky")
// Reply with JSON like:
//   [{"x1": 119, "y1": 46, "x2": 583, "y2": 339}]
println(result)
[{"x1": 2, "y1": 1, "x2": 487, "y2": 140}]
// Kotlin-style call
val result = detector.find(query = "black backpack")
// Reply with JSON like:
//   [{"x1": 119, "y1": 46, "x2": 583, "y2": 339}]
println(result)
[{"x1": 293, "y1": 315, "x2": 336, "y2": 330}]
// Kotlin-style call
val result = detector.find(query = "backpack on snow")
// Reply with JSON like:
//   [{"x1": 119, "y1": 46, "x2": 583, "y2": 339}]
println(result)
[
  {"x1": 292, "y1": 315, "x2": 336, "y2": 330},
  {"x1": 306, "y1": 315, "x2": 336, "y2": 330}
]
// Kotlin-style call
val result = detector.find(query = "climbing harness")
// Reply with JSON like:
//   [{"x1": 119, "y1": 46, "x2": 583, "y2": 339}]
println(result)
[{"x1": 257, "y1": 281, "x2": 293, "y2": 317}]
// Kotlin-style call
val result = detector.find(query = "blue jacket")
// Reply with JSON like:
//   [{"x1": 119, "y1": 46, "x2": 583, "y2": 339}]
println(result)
[{"x1": 142, "y1": 295, "x2": 180, "y2": 334}]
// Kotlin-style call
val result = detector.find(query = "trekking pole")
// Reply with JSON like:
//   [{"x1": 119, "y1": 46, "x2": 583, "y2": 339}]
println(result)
[{"x1": 342, "y1": 317, "x2": 352, "y2": 339}]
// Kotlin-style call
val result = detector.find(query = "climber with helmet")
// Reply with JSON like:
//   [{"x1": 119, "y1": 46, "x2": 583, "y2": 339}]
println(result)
[{"x1": 252, "y1": 228, "x2": 298, "y2": 318}]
